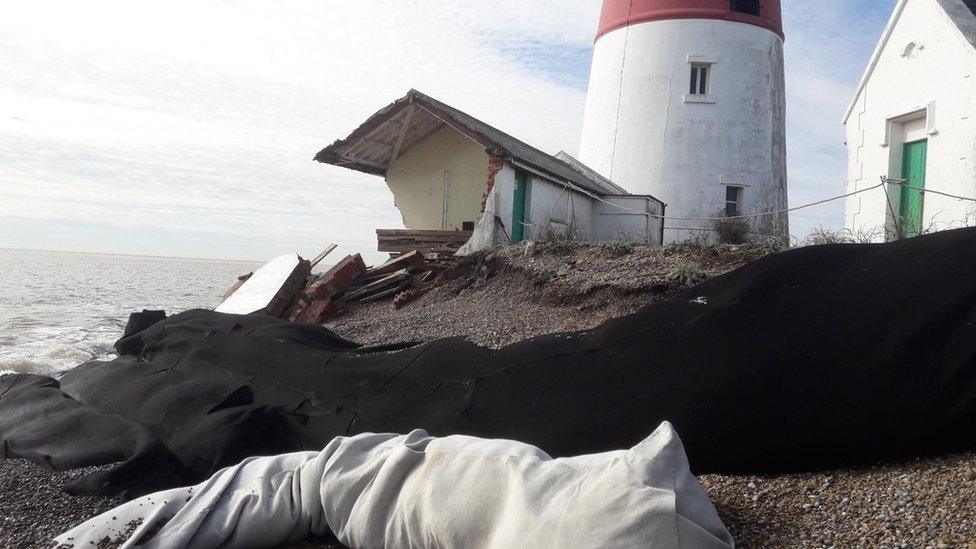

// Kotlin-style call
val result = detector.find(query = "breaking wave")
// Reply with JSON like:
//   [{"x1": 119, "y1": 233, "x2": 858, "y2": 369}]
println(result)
[
  {"x1": 0, "y1": 248, "x2": 262, "y2": 377},
  {"x1": 0, "y1": 357, "x2": 62, "y2": 376}
]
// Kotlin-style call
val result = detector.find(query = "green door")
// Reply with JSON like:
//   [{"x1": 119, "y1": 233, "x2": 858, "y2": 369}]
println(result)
[
  {"x1": 512, "y1": 170, "x2": 528, "y2": 243},
  {"x1": 899, "y1": 140, "x2": 927, "y2": 238}
]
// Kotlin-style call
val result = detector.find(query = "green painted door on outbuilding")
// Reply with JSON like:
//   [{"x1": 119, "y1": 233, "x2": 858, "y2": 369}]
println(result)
[
  {"x1": 899, "y1": 140, "x2": 927, "y2": 238},
  {"x1": 512, "y1": 170, "x2": 529, "y2": 243}
]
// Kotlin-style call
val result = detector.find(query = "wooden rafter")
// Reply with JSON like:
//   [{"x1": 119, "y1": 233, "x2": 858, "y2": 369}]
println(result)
[
  {"x1": 342, "y1": 105, "x2": 413, "y2": 163},
  {"x1": 388, "y1": 105, "x2": 417, "y2": 168},
  {"x1": 394, "y1": 120, "x2": 446, "y2": 161},
  {"x1": 340, "y1": 153, "x2": 387, "y2": 171}
]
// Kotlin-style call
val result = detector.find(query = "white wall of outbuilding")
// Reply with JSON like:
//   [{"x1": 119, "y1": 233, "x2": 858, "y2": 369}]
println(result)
[
  {"x1": 845, "y1": 0, "x2": 976, "y2": 238},
  {"x1": 458, "y1": 161, "x2": 664, "y2": 255}
]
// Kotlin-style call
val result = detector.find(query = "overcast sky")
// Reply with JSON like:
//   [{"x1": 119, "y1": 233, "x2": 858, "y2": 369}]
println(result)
[{"x1": 0, "y1": 0, "x2": 895, "y2": 263}]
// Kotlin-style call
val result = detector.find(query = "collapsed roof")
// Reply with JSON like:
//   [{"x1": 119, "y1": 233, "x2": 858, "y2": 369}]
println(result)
[{"x1": 314, "y1": 89, "x2": 629, "y2": 197}]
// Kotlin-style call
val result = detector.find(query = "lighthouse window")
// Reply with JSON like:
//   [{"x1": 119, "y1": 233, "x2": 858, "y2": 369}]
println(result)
[
  {"x1": 731, "y1": 0, "x2": 761, "y2": 16},
  {"x1": 690, "y1": 65, "x2": 709, "y2": 95},
  {"x1": 725, "y1": 186, "x2": 743, "y2": 216}
]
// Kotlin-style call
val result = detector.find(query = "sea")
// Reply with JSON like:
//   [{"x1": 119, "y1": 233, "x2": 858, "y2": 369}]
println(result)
[{"x1": 0, "y1": 248, "x2": 262, "y2": 376}]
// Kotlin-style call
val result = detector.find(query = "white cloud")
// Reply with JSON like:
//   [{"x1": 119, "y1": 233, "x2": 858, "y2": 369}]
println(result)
[
  {"x1": 0, "y1": 0, "x2": 895, "y2": 260},
  {"x1": 0, "y1": 0, "x2": 602, "y2": 263}
]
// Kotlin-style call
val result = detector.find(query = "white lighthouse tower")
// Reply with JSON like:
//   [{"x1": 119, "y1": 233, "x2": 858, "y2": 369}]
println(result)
[{"x1": 579, "y1": 0, "x2": 789, "y2": 243}]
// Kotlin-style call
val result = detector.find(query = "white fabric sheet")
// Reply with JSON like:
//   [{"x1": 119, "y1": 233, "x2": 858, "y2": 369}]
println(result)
[{"x1": 55, "y1": 423, "x2": 733, "y2": 549}]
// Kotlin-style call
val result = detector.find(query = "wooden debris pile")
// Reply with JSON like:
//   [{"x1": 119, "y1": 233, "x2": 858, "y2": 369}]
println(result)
[
  {"x1": 218, "y1": 246, "x2": 459, "y2": 325},
  {"x1": 376, "y1": 229, "x2": 473, "y2": 254}
]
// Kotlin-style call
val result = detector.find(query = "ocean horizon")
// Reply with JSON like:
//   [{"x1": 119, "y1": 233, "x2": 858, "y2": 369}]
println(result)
[{"x1": 0, "y1": 248, "x2": 264, "y2": 376}]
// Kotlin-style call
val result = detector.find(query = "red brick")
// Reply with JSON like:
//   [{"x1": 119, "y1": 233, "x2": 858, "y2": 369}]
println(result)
[
  {"x1": 306, "y1": 254, "x2": 366, "y2": 300},
  {"x1": 294, "y1": 299, "x2": 338, "y2": 324}
]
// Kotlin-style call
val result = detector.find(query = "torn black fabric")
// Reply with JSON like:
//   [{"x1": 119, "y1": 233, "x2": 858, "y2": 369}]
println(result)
[{"x1": 2, "y1": 228, "x2": 976, "y2": 496}]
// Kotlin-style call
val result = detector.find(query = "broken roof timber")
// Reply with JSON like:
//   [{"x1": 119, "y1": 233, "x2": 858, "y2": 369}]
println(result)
[{"x1": 314, "y1": 89, "x2": 626, "y2": 197}]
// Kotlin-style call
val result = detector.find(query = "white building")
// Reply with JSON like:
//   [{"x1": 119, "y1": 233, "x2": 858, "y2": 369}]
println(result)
[
  {"x1": 578, "y1": 0, "x2": 789, "y2": 243},
  {"x1": 844, "y1": 0, "x2": 976, "y2": 239},
  {"x1": 316, "y1": 90, "x2": 665, "y2": 254}
]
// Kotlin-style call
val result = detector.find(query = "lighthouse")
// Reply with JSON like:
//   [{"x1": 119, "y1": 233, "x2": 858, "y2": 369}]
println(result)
[{"x1": 578, "y1": 0, "x2": 788, "y2": 243}]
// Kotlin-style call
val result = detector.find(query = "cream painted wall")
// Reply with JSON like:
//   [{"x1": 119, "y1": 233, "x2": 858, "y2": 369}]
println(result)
[
  {"x1": 845, "y1": 0, "x2": 976, "y2": 238},
  {"x1": 385, "y1": 125, "x2": 664, "y2": 253},
  {"x1": 386, "y1": 127, "x2": 490, "y2": 231}
]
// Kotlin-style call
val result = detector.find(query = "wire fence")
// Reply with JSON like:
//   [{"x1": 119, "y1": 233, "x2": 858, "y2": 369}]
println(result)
[{"x1": 519, "y1": 177, "x2": 976, "y2": 227}]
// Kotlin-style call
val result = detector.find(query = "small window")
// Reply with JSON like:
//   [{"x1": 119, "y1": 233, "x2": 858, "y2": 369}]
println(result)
[
  {"x1": 690, "y1": 65, "x2": 709, "y2": 95},
  {"x1": 730, "y1": 0, "x2": 760, "y2": 16},
  {"x1": 725, "y1": 186, "x2": 743, "y2": 216}
]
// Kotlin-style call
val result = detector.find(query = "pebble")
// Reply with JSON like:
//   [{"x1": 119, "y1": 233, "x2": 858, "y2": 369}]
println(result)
[
  {"x1": 327, "y1": 242, "x2": 772, "y2": 350},
  {"x1": 0, "y1": 460, "x2": 122, "y2": 548},
  {"x1": 5, "y1": 242, "x2": 975, "y2": 548},
  {"x1": 699, "y1": 455, "x2": 976, "y2": 548}
]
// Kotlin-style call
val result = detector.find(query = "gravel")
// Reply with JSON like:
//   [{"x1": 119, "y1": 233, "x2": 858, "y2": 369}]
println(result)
[
  {"x1": 0, "y1": 460, "x2": 122, "y2": 548},
  {"x1": 0, "y1": 459, "x2": 347, "y2": 548},
  {"x1": 4, "y1": 453, "x2": 974, "y2": 548},
  {"x1": 700, "y1": 454, "x2": 976, "y2": 548},
  {"x1": 4, "y1": 241, "x2": 974, "y2": 547},
  {"x1": 328, "y1": 241, "x2": 774, "y2": 348},
  {"x1": 326, "y1": 240, "x2": 976, "y2": 547}
]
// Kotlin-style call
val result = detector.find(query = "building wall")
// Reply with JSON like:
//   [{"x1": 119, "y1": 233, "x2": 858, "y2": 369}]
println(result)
[
  {"x1": 845, "y1": 0, "x2": 976, "y2": 238},
  {"x1": 492, "y1": 164, "x2": 517, "y2": 242},
  {"x1": 458, "y1": 162, "x2": 664, "y2": 254},
  {"x1": 592, "y1": 196, "x2": 665, "y2": 242},
  {"x1": 522, "y1": 173, "x2": 595, "y2": 241},
  {"x1": 386, "y1": 126, "x2": 489, "y2": 231},
  {"x1": 579, "y1": 18, "x2": 788, "y2": 243}
]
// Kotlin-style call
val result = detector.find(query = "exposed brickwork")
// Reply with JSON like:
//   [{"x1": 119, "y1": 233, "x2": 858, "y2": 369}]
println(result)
[{"x1": 481, "y1": 155, "x2": 505, "y2": 213}]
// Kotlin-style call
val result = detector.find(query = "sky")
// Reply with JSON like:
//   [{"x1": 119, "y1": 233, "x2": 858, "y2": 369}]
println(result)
[{"x1": 0, "y1": 0, "x2": 897, "y2": 263}]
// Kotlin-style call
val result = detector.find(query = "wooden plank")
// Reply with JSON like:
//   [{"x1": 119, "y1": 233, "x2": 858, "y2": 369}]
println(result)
[
  {"x1": 310, "y1": 244, "x2": 338, "y2": 269},
  {"x1": 375, "y1": 229, "x2": 472, "y2": 254},
  {"x1": 359, "y1": 282, "x2": 410, "y2": 303},
  {"x1": 378, "y1": 243, "x2": 461, "y2": 254},
  {"x1": 366, "y1": 250, "x2": 424, "y2": 278},
  {"x1": 376, "y1": 229, "x2": 473, "y2": 238},
  {"x1": 337, "y1": 269, "x2": 410, "y2": 302},
  {"x1": 377, "y1": 240, "x2": 468, "y2": 249},
  {"x1": 377, "y1": 235, "x2": 472, "y2": 243},
  {"x1": 341, "y1": 153, "x2": 387, "y2": 170}
]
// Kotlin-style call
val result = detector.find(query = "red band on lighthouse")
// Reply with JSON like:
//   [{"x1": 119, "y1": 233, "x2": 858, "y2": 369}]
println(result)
[{"x1": 596, "y1": 0, "x2": 784, "y2": 41}]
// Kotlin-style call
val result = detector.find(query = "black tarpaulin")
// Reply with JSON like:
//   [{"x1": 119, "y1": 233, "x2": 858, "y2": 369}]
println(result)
[{"x1": 2, "y1": 228, "x2": 976, "y2": 497}]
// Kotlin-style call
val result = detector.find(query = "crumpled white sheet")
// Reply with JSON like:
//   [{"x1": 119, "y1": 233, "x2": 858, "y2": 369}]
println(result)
[{"x1": 55, "y1": 422, "x2": 734, "y2": 549}]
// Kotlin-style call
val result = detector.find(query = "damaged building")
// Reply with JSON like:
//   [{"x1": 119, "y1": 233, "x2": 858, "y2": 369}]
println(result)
[{"x1": 315, "y1": 90, "x2": 665, "y2": 254}]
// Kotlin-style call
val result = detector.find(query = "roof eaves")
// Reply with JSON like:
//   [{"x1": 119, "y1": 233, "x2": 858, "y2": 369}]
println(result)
[{"x1": 313, "y1": 94, "x2": 416, "y2": 172}]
